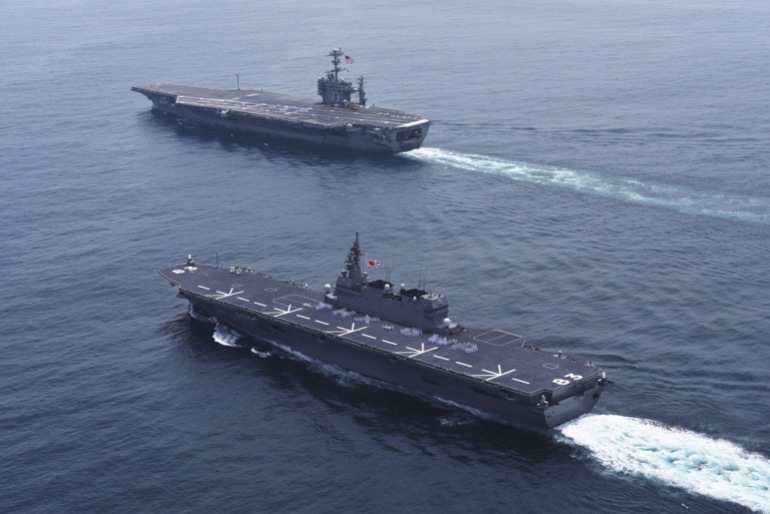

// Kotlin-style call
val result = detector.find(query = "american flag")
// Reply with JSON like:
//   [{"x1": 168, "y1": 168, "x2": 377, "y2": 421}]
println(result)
[{"x1": 345, "y1": 55, "x2": 356, "y2": 64}]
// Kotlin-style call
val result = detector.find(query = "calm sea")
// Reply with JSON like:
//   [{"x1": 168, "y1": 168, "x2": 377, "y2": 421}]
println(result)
[{"x1": 2, "y1": 0, "x2": 769, "y2": 512}]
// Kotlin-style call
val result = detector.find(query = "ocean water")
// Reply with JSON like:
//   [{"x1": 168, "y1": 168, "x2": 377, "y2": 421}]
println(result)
[{"x1": 2, "y1": 0, "x2": 769, "y2": 512}]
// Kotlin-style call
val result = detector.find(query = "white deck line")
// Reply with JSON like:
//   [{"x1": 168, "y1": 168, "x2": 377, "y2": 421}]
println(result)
[
  {"x1": 455, "y1": 361, "x2": 473, "y2": 368},
  {"x1": 361, "y1": 334, "x2": 377, "y2": 340},
  {"x1": 381, "y1": 339, "x2": 397, "y2": 346},
  {"x1": 511, "y1": 378, "x2": 531, "y2": 385},
  {"x1": 432, "y1": 354, "x2": 450, "y2": 361},
  {"x1": 296, "y1": 314, "x2": 310, "y2": 320},
  {"x1": 197, "y1": 285, "x2": 211, "y2": 291},
  {"x1": 237, "y1": 297, "x2": 250, "y2": 302},
  {"x1": 314, "y1": 320, "x2": 330, "y2": 326},
  {"x1": 253, "y1": 301, "x2": 267, "y2": 307}
]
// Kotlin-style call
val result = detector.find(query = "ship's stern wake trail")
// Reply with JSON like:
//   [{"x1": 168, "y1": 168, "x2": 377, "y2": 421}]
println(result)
[
  {"x1": 408, "y1": 148, "x2": 770, "y2": 224},
  {"x1": 559, "y1": 414, "x2": 770, "y2": 513}
]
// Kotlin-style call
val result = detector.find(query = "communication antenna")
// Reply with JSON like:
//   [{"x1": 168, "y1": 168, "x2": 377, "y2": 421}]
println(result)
[{"x1": 418, "y1": 270, "x2": 428, "y2": 290}]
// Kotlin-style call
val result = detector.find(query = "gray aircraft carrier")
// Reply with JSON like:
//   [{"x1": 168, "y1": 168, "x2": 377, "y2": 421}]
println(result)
[
  {"x1": 157, "y1": 233, "x2": 611, "y2": 428},
  {"x1": 133, "y1": 48, "x2": 430, "y2": 153}
]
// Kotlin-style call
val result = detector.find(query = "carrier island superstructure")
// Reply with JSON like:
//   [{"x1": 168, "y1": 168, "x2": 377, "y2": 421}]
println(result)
[
  {"x1": 133, "y1": 49, "x2": 430, "y2": 153},
  {"x1": 157, "y1": 233, "x2": 610, "y2": 428}
]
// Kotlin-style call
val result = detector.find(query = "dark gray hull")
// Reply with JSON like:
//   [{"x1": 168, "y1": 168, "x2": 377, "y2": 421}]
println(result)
[
  {"x1": 133, "y1": 85, "x2": 430, "y2": 153},
  {"x1": 158, "y1": 262, "x2": 609, "y2": 429}
]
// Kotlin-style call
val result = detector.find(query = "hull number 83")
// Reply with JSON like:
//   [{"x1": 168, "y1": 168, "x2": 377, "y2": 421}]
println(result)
[{"x1": 553, "y1": 373, "x2": 582, "y2": 386}]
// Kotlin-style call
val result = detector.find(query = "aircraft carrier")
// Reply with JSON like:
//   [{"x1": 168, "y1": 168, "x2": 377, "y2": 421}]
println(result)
[
  {"x1": 133, "y1": 48, "x2": 430, "y2": 153},
  {"x1": 157, "y1": 233, "x2": 610, "y2": 428}
]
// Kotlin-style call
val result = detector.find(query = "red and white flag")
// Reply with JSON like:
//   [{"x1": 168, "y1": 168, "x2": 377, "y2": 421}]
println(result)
[
  {"x1": 345, "y1": 55, "x2": 356, "y2": 64},
  {"x1": 367, "y1": 260, "x2": 380, "y2": 268}
]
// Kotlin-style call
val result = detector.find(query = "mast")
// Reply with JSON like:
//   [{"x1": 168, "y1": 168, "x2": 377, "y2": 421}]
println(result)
[
  {"x1": 329, "y1": 48, "x2": 344, "y2": 81},
  {"x1": 317, "y1": 48, "x2": 358, "y2": 106},
  {"x1": 343, "y1": 231, "x2": 366, "y2": 289}
]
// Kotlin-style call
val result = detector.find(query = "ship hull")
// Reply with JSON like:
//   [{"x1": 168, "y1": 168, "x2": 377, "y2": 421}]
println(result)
[
  {"x1": 133, "y1": 86, "x2": 430, "y2": 153},
  {"x1": 186, "y1": 293, "x2": 603, "y2": 429}
]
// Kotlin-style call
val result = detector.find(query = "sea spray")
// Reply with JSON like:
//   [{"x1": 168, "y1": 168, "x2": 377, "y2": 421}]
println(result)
[
  {"x1": 408, "y1": 147, "x2": 770, "y2": 224},
  {"x1": 560, "y1": 414, "x2": 770, "y2": 514}
]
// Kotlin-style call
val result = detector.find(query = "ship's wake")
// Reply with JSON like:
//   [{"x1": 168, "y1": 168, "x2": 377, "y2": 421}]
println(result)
[
  {"x1": 408, "y1": 147, "x2": 770, "y2": 224},
  {"x1": 559, "y1": 414, "x2": 770, "y2": 513},
  {"x1": 212, "y1": 321, "x2": 243, "y2": 348}
]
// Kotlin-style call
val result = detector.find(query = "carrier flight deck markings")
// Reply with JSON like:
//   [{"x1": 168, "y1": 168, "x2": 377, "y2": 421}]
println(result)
[
  {"x1": 455, "y1": 361, "x2": 473, "y2": 368},
  {"x1": 267, "y1": 305, "x2": 304, "y2": 318},
  {"x1": 325, "y1": 323, "x2": 367, "y2": 337},
  {"x1": 197, "y1": 285, "x2": 211, "y2": 291},
  {"x1": 237, "y1": 297, "x2": 250, "y2": 302},
  {"x1": 511, "y1": 377, "x2": 531, "y2": 385},
  {"x1": 208, "y1": 287, "x2": 244, "y2": 300},
  {"x1": 296, "y1": 314, "x2": 311, "y2": 320},
  {"x1": 471, "y1": 365, "x2": 517, "y2": 382},
  {"x1": 381, "y1": 339, "x2": 397, "y2": 346},
  {"x1": 361, "y1": 333, "x2": 377, "y2": 340},
  {"x1": 432, "y1": 354, "x2": 450, "y2": 361},
  {"x1": 397, "y1": 343, "x2": 438, "y2": 358},
  {"x1": 253, "y1": 301, "x2": 267, "y2": 307}
]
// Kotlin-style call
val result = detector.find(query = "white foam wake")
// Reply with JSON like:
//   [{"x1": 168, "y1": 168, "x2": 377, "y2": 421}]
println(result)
[
  {"x1": 408, "y1": 147, "x2": 770, "y2": 224},
  {"x1": 559, "y1": 414, "x2": 770, "y2": 513},
  {"x1": 212, "y1": 322, "x2": 243, "y2": 347}
]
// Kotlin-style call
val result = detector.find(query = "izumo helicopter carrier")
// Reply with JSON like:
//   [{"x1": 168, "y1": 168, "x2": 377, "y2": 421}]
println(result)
[
  {"x1": 157, "y1": 233, "x2": 611, "y2": 428},
  {"x1": 133, "y1": 49, "x2": 430, "y2": 153}
]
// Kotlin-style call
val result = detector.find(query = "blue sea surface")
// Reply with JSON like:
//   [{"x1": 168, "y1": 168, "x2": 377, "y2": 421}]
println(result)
[{"x1": 2, "y1": 0, "x2": 769, "y2": 512}]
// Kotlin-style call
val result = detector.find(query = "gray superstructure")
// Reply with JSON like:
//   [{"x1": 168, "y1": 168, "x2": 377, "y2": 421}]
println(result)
[
  {"x1": 133, "y1": 49, "x2": 430, "y2": 153},
  {"x1": 157, "y1": 233, "x2": 611, "y2": 428}
]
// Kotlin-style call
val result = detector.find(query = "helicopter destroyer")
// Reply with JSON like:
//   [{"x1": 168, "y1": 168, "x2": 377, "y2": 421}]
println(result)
[
  {"x1": 157, "y1": 233, "x2": 611, "y2": 428},
  {"x1": 133, "y1": 49, "x2": 430, "y2": 153}
]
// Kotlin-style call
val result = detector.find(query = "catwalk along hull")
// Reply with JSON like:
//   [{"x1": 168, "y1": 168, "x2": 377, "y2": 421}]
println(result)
[
  {"x1": 158, "y1": 238, "x2": 610, "y2": 428},
  {"x1": 133, "y1": 49, "x2": 430, "y2": 153}
]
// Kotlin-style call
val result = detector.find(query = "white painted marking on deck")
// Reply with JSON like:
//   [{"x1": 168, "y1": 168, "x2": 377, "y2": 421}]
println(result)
[
  {"x1": 237, "y1": 297, "x2": 250, "y2": 302},
  {"x1": 209, "y1": 287, "x2": 244, "y2": 300},
  {"x1": 197, "y1": 285, "x2": 211, "y2": 291},
  {"x1": 381, "y1": 339, "x2": 398, "y2": 346},
  {"x1": 396, "y1": 343, "x2": 438, "y2": 359},
  {"x1": 253, "y1": 301, "x2": 267, "y2": 307},
  {"x1": 433, "y1": 355, "x2": 450, "y2": 361},
  {"x1": 455, "y1": 361, "x2": 473, "y2": 368},
  {"x1": 267, "y1": 304, "x2": 304, "y2": 318},
  {"x1": 325, "y1": 323, "x2": 367, "y2": 337},
  {"x1": 471, "y1": 365, "x2": 517, "y2": 382},
  {"x1": 314, "y1": 320, "x2": 330, "y2": 326},
  {"x1": 511, "y1": 378, "x2": 531, "y2": 385},
  {"x1": 296, "y1": 314, "x2": 310, "y2": 320},
  {"x1": 361, "y1": 334, "x2": 377, "y2": 340}
]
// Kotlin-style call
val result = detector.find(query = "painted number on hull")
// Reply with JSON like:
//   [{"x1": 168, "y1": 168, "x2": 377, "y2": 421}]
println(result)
[{"x1": 553, "y1": 373, "x2": 583, "y2": 386}]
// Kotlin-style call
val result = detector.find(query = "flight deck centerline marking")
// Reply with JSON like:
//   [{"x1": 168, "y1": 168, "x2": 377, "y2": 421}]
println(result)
[
  {"x1": 361, "y1": 334, "x2": 377, "y2": 340},
  {"x1": 433, "y1": 354, "x2": 450, "y2": 361},
  {"x1": 314, "y1": 320, "x2": 330, "y2": 326},
  {"x1": 455, "y1": 361, "x2": 473, "y2": 368},
  {"x1": 296, "y1": 314, "x2": 310, "y2": 320},
  {"x1": 381, "y1": 339, "x2": 397, "y2": 346},
  {"x1": 197, "y1": 285, "x2": 211, "y2": 291},
  {"x1": 237, "y1": 297, "x2": 250, "y2": 302},
  {"x1": 511, "y1": 378, "x2": 531, "y2": 385},
  {"x1": 253, "y1": 301, "x2": 267, "y2": 307}
]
